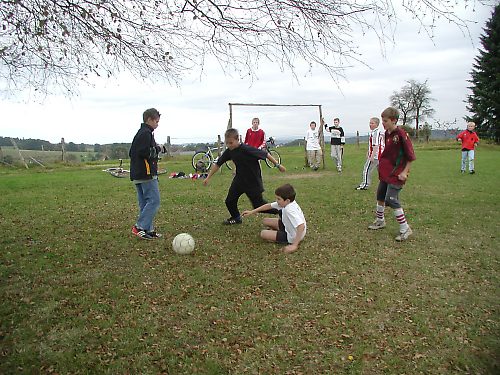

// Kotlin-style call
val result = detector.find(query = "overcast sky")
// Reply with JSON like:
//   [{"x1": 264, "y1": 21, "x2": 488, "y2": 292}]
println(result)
[{"x1": 0, "y1": 2, "x2": 495, "y2": 145}]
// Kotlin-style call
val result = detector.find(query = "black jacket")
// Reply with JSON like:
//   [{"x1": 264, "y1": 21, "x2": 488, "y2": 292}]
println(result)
[{"x1": 129, "y1": 123, "x2": 161, "y2": 181}]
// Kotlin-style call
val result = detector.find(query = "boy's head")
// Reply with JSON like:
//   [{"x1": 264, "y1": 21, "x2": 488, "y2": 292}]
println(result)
[
  {"x1": 467, "y1": 121, "x2": 476, "y2": 131},
  {"x1": 309, "y1": 121, "x2": 317, "y2": 130},
  {"x1": 333, "y1": 118, "x2": 340, "y2": 127},
  {"x1": 381, "y1": 107, "x2": 399, "y2": 131},
  {"x1": 275, "y1": 183, "x2": 296, "y2": 207},
  {"x1": 251, "y1": 118, "x2": 260, "y2": 130},
  {"x1": 369, "y1": 117, "x2": 380, "y2": 130},
  {"x1": 224, "y1": 128, "x2": 241, "y2": 150},
  {"x1": 143, "y1": 108, "x2": 161, "y2": 129}
]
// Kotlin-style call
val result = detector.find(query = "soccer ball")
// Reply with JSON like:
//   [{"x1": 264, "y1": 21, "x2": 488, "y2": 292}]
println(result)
[{"x1": 172, "y1": 233, "x2": 195, "y2": 254}]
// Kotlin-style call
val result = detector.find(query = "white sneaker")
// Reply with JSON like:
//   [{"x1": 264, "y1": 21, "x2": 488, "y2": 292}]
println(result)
[
  {"x1": 395, "y1": 227, "x2": 413, "y2": 241},
  {"x1": 368, "y1": 220, "x2": 386, "y2": 230}
]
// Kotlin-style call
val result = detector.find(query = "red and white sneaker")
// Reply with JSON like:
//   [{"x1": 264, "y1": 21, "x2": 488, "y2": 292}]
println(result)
[{"x1": 132, "y1": 225, "x2": 154, "y2": 240}]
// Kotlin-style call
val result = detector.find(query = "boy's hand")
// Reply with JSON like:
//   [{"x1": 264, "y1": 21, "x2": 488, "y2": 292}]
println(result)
[
  {"x1": 241, "y1": 210, "x2": 253, "y2": 217},
  {"x1": 282, "y1": 244, "x2": 298, "y2": 253},
  {"x1": 397, "y1": 171, "x2": 408, "y2": 181},
  {"x1": 203, "y1": 177, "x2": 210, "y2": 186},
  {"x1": 278, "y1": 164, "x2": 286, "y2": 172}
]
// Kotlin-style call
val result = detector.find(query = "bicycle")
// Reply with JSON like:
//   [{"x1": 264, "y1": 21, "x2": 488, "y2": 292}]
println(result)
[
  {"x1": 103, "y1": 159, "x2": 167, "y2": 178},
  {"x1": 102, "y1": 159, "x2": 130, "y2": 178},
  {"x1": 263, "y1": 137, "x2": 282, "y2": 168},
  {"x1": 192, "y1": 145, "x2": 232, "y2": 172}
]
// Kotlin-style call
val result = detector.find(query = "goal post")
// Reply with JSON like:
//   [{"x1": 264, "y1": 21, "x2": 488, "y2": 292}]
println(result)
[{"x1": 227, "y1": 103, "x2": 326, "y2": 169}]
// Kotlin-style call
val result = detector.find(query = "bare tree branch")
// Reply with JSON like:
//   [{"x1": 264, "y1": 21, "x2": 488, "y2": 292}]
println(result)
[{"x1": 0, "y1": 0, "x2": 493, "y2": 97}]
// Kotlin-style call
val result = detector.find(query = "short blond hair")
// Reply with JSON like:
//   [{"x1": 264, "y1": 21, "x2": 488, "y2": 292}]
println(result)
[
  {"x1": 370, "y1": 117, "x2": 380, "y2": 125},
  {"x1": 381, "y1": 107, "x2": 399, "y2": 121},
  {"x1": 225, "y1": 128, "x2": 239, "y2": 140}
]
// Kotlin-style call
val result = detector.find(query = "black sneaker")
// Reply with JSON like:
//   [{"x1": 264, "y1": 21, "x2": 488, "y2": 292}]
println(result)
[
  {"x1": 132, "y1": 225, "x2": 154, "y2": 240},
  {"x1": 147, "y1": 230, "x2": 163, "y2": 238},
  {"x1": 223, "y1": 217, "x2": 242, "y2": 225},
  {"x1": 355, "y1": 186, "x2": 367, "y2": 190},
  {"x1": 469, "y1": 170, "x2": 475, "y2": 174}
]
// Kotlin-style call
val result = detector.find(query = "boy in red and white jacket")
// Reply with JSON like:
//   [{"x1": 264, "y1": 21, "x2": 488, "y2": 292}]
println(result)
[
  {"x1": 457, "y1": 122, "x2": 480, "y2": 174},
  {"x1": 244, "y1": 117, "x2": 266, "y2": 149},
  {"x1": 355, "y1": 117, "x2": 385, "y2": 190}
]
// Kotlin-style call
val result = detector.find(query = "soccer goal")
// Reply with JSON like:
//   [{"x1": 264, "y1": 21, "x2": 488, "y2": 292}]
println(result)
[{"x1": 227, "y1": 102, "x2": 326, "y2": 169}]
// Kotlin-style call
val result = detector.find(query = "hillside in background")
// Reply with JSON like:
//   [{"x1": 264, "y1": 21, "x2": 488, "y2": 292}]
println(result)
[{"x1": 1, "y1": 129, "x2": 458, "y2": 153}]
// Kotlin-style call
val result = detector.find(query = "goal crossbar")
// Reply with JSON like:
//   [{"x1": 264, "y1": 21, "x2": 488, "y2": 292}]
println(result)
[{"x1": 227, "y1": 102, "x2": 326, "y2": 168}]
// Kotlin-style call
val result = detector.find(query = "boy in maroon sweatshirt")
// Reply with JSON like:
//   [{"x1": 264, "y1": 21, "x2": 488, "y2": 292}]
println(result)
[{"x1": 368, "y1": 107, "x2": 416, "y2": 242}]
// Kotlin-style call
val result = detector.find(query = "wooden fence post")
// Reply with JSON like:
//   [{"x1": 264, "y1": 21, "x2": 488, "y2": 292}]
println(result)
[
  {"x1": 303, "y1": 137, "x2": 308, "y2": 167},
  {"x1": 318, "y1": 105, "x2": 326, "y2": 169},
  {"x1": 61, "y1": 138, "x2": 66, "y2": 162},
  {"x1": 356, "y1": 131, "x2": 360, "y2": 148},
  {"x1": 166, "y1": 136, "x2": 172, "y2": 157}
]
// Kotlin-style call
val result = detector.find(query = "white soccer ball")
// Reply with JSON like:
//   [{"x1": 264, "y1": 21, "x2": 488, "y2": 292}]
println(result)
[{"x1": 172, "y1": 233, "x2": 195, "y2": 254}]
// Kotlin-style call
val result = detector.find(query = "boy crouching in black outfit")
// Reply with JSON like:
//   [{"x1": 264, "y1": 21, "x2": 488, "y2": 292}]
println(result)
[{"x1": 203, "y1": 128, "x2": 286, "y2": 224}]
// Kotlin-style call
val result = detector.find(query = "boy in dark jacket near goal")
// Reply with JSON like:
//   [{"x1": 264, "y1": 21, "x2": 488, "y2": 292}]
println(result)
[{"x1": 129, "y1": 108, "x2": 167, "y2": 240}]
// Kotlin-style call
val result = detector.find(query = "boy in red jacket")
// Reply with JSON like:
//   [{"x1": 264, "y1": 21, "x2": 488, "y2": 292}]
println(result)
[
  {"x1": 244, "y1": 117, "x2": 266, "y2": 149},
  {"x1": 368, "y1": 107, "x2": 416, "y2": 242},
  {"x1": 457, "y1": 122, "x2": 480, "y2": 174}
]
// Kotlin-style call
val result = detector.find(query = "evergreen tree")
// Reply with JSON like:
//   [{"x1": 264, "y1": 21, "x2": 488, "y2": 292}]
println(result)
[{"x1": 466, "y1": 4, "x2": 500, "y2": 143}]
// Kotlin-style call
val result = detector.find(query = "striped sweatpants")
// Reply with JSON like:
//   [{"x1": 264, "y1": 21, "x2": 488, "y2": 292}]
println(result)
[{"x1": 359, "y1": 158, "x2": 379, "y2": 188}]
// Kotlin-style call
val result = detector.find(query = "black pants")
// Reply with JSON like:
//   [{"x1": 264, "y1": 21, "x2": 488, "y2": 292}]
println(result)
[{"x1": 225, "y1": 182, "x2": 278, "y2": 218}]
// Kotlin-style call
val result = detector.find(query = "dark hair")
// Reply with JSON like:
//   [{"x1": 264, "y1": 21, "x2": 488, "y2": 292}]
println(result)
[
  {"x1": 334, "y1": 117, "x2": 340, "y2": 122},
  {"x1": 275, "y1": 183, "x2": 296, "y2": 202},
  {"x1": 225, "y1": 128, "x2": 239, "y2": 140},
  {"x1": 143, "y1": 108, "x2": 161, "y2": 123},
  {"x1": 310, "y1": 121, "x2": 317, "y2": 126}
]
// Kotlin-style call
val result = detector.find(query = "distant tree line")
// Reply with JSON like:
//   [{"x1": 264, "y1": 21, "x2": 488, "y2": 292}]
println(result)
[{"x1": 0, "y1": 137, "x2": 224, "y2": 157}]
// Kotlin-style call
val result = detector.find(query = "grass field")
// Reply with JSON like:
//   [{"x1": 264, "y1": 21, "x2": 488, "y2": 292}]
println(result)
[{"x1": 1, "y1": 142, "x2": 499, "y2": 374}]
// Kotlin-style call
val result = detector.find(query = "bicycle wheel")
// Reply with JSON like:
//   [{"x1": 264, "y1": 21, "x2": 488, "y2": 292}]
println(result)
[
  {"x1": 109, "y1": 169, "x2": 130, "y2": 178},
  {"x1": 192, "y1": 152, "x2": 212, "y2": 172},
  {"x1": 265, "y1": 150, "x2": 281, "y2": 168},
  {"x1": 212, "y1": 156, "x2": 233, "y2": 171}
]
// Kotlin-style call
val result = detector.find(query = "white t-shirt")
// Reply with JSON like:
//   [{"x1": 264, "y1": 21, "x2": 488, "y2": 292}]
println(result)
[
  {"x1": 306, "y1": 128, "x2": 321, "y2": 151},
  {"x1": 271, "y1": 201, "x2": 307, "y2": 243}
]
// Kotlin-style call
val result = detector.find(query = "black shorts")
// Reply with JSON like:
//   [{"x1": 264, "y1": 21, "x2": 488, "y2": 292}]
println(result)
[
  {"x1": 376, "y1": 181, "x2": 402, "y2": 209},
  {"x1": 275, "y1": 211, "x2": 289, "y2": 244}
]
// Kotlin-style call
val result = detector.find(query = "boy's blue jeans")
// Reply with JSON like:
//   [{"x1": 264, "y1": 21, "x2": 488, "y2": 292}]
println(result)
[
  {"x1": 135, "y1": 179, "x2": 160, "y2": 231},
  {"x1": 461, "y1": 150, "x2": 475, "y2": 172}
]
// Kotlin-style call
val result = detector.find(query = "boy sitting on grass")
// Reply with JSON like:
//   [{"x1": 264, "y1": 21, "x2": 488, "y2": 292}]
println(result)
[{"x1": 242, "y1": 184, "x2": 306, "y2": 254}]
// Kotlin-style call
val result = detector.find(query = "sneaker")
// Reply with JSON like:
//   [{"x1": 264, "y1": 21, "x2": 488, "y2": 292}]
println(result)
[
  {"x1": 395, "y1": 227, "x2": 413, "y2": 242},
  {"x1": 222, "y1": 217, "x2": 242, "y2": 225},
  {"x1": 469, "y1": 170, "x2": 475, "y2": 174},
  {"x1": 147, "y1": 231, "x2": 163, "y2": 238},
  {"x1": 368, "y1": 220, "x2": 386, "y2": 230},
  {"x1": 355, "y1": 186, "x2": 368, "y2": 190},
  {"x1": 132, "y1": 225, "x2": 154, "y2": 240}
]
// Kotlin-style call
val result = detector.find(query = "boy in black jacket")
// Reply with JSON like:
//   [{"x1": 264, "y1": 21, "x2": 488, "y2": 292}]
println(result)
[
  {"x1": 203, "y1": 128, "x2": 286, "y2": 225},
  {"x1": 129, "y1": 108, "x2": 166, "y2": 240}
]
